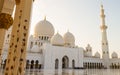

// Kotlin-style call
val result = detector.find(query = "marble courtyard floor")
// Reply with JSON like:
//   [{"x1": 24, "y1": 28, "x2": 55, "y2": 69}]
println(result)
[{"x1": 1, "y1": 69, "x2": 120, "y2": 75}]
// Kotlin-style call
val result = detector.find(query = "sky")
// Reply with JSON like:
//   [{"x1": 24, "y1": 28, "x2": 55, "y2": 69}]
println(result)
[{"x1": 30, "y1": 0, "x2": 120, "y2": 57}]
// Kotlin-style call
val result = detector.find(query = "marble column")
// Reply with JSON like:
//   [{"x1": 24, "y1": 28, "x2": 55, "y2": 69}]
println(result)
[
  {"x1": 4, "y1": 0, "x2": 33, "y2": 75},
  {"x1": 0, "y1": 0, "x2": 14, "y2": 68},
  {"x1": 0, "y1": 29, "x2": 6, "y2": 67}
]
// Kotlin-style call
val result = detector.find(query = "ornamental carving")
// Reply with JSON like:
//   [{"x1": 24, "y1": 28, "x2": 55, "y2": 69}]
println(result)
[{"x1": 0, "y1": 13, "x2": 13, "y2": 29}]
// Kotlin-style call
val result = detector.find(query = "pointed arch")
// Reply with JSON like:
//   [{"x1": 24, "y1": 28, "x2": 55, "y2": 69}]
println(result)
[
  {"x1": 62, "y1": 56, "x2": 69, "y2": 69},
  {"x1": 55, "y1": 59, "x2": 59, "y2": 69},
  {"x1": 72, "y1": 59, "x2": 75, "y2": 69}
]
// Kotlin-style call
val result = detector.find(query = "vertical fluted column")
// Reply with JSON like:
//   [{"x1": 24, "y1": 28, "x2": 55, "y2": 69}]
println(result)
[
  {"x1": 0, "y1": 0, "x2": 14, "y2": 68},
  {"x1": 4, "y1": 4, "x2": 20, "y2": 74},
  {"x1": 0, "y1": 29, "x2": 6, "y2": 67},
  {"x1": 16, "y1": 1, "x2": 33, "y2": 74},
  {"x1": 0, "y1": 0, "x2": 5, "y2": 68},
  {"x1": 0, "y1": 0, "x2": 4, "y2": 12},
  {"x1": 4, "y1": 0, "x2": 33, "y2": 75}
]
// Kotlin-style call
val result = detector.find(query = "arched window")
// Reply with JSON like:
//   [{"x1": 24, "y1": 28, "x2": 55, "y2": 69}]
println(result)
[
  {"x1": 55, "y1": 59, "x2": 59, "y2": 69},
  {"x1": 44, "y1": 36, "x2": 46, "y2": 40},
  {"x1": 102, "y1": 43, "x2": 104, "y2": 45},
  {"x1": 106, "y1": 42, "x2": 108, "y2": 45},
  {"x1": 46, "y1": 36, "x2": 49, "y2": 40},
  {"x1": 35, "y1": 42, "x2": 37, "y2": 45},
  {"x1": 41, "y1": 43, "x2": 43, "y2": 46},
  {"x1": 39, "y1": 36, "x2": 41, "y2": 39},
  {"x1": 90, "y1": 63, "x2": 92, "y2": 69},
  {"x1": 41, "y1": 36, "x2": 43, "y2": 40},
  {"x1": 30, "y1": 42, "x2": 33, "y2": 48},
  {"x1": 39, "y1": 42, "x2": 40, "y2": 46},
  {"x1": 72, "y1": 60, "x2": 75, "y2": 69},
  {"x1": 85, "y1": 62, "x2": 87, "y2": 68},
  {"x1": 30, "y1": 60, "x2": 34, "y2": 69},
  {"x1": 7, "y1": 34, "x2": 9, "y2": 38},
  {"x1": 35, "y1": 60, "x2": 39, "y2": 69},
  {"x1": 26, "y1": 60, "x2": 29, "y2": 69}
]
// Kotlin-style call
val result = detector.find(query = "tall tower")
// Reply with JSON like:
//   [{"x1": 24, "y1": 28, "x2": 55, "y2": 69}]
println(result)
[{"x1": 100, "y1": 4, "x2": 110, "y2": 68}]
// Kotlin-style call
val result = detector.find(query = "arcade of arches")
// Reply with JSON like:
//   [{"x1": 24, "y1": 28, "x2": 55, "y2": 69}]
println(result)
[
  {"x1": 1, "y1": 59, "x2": 120, "y2": 69},
  {"x1": 1, "y1": 59, "x2": 42, "y2": 70},
  {"x1": 110, "y1": 63, "x2": 120, "y2": 69},
  {"x1": 83, "y1": 62, "x2": 120, "y2": 69},
  {"x1": 55, "y1": 56, "x2": 75, "y2": 69},
  {"x1": 83, "y1": 62, "x2": 103, "y2": 69}
]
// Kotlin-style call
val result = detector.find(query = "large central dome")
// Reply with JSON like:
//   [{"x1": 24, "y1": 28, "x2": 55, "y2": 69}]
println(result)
[{"x1": 34, "y1": 17, "x2": 55, "y2": 37}]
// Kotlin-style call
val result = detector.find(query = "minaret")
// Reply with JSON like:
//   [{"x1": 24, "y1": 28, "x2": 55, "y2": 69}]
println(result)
[{"x1": 100, "y1": 4, "x2": 110, "y2": 68}]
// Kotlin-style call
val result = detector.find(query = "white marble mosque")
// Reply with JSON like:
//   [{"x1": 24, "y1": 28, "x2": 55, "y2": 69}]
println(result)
[{"x1": 1, "y1": 3, "x2": 120, "y2": 71}]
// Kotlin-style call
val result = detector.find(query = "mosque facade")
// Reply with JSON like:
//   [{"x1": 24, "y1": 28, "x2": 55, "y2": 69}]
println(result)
[{"x1": 1, "y1": 5, "x2": 120, "y2": 70}]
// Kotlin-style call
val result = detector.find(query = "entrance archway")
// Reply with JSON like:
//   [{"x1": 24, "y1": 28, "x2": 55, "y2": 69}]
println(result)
[
  {"x1": 62, "y1": 56, "x2": 69, "y2": 69},
  {"x1": 55, "y1": 59, "x2": 59, "y2": 69}
]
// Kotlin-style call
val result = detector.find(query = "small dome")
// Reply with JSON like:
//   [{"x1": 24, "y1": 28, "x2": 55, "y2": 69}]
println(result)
[
  {"x1": 63, "y1": 31, "x2": 75, "y2": 46},
  {"x1": 112, "y1": 52, "x2": 118, "y2": 58},
  {"x1": 51, "y1": 33, "x2": 64, "y2": 46},
  {"x1": 34, "y1": 17, "x2": 54, "y2": 37},
  {"x1": 86, "y1": 44, "x2": 92, "y2": 51},
  {"x1": 94, "y1": 52, "x2": 100, "y2": 58},
  {"x1": 31, "y1": 45, "x2": 40, "y2": 52}
]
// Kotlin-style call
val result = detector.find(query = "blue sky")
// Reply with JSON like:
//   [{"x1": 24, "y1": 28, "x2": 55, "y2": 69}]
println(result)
[{"x1": 30, "y1": 0, "x2": 120, "y2": 57}]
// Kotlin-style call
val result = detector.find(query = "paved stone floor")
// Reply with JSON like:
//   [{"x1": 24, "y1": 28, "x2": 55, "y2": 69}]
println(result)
[{"x1": 1, "y1": 69, "x2": 120, "y2": 75}]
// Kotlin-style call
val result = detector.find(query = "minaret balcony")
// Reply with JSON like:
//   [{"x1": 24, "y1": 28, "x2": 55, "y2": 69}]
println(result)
[
  {"x1": 100, "y1": 15, "x2": 105, "y2": 18},
  {"x1": 100, "y1": 25, "x2": 107, "y2": 30}
]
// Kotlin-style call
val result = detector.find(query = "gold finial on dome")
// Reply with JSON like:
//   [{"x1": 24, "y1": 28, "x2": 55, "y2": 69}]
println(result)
[
  {"x1": 101, "y1": 4, "x2": 104, "y2": 9},
  {"x1": 44, "y1": 16, "x2": 46, "y2": 20},
  {"x1": 67, "y1": 29, "x2": 69, "y2": 32},
  {"x1": 57, "y1": 30, "x2": 59, "y2": 34},
  {"x1": 100, "y1": 1, "x2": 103, "y2": 8}
]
